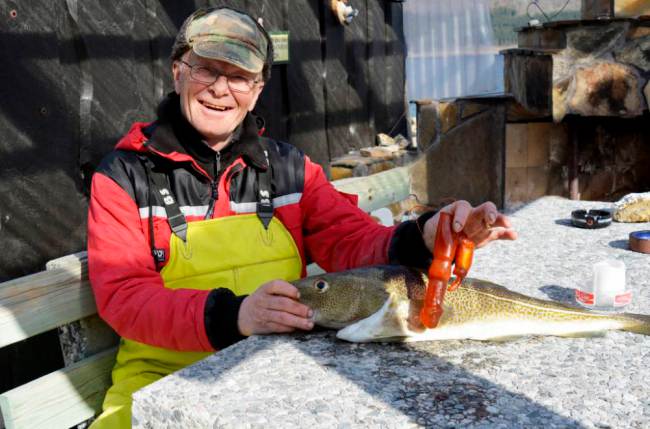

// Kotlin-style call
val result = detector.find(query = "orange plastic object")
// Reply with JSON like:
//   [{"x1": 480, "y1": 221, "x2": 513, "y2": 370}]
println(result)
[{"x1": 420, "y1": 212, "x2": 475, "y2": 328}]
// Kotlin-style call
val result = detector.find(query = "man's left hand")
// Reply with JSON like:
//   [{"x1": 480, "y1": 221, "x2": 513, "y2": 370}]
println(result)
[{"x1": 422, "y1": 200, "x2": 517, "y2": 252}]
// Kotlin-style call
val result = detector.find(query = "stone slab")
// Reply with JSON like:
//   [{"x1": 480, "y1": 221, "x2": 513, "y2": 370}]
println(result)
[{"x1": 133, "y1": 196, "x2": 650, "y2": 429}]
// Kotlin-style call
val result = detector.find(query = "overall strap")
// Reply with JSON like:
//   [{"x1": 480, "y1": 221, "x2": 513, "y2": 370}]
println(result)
[
  {"x1": 139, "y1": 156, "x2": 188, "y2": 242},
  {"x1": 256, "y1": 149, "x2": 274, "y2": 229}
]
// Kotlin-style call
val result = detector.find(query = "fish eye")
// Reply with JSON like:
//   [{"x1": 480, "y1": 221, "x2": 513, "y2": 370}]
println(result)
[{"x1": 314, "y1": 280, "x2": 329, "y2": 293}]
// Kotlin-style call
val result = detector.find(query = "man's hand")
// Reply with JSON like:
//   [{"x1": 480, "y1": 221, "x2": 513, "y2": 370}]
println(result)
[
  {"x1": 422, "y1": 200, "x2": 517, "y2": 251},
  {"x1": 238, "y1": 280, "x2": 314, "y2": 337}
]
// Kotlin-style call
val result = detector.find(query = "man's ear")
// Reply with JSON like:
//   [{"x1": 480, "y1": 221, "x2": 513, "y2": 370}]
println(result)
[
  {"x1": 247, "y1": 83, "x2": 265, "y2": 112},
  {"x1": 172, "y1": 61, "x2": 182, "y2": 94}
]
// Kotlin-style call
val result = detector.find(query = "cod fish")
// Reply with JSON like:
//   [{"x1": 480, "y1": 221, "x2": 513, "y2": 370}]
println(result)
[{"x1": 292, "y1": 265, "x2": 650, "y2": 342}]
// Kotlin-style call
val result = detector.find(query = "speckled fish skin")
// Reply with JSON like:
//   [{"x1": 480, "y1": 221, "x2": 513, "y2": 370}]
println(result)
[{"x1": 292, "y1": 265, "x2": 650, "y2": 343}]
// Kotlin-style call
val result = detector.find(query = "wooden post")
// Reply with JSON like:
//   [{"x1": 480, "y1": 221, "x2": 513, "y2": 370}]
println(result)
[{"x1": 568, "y1": 118, "x2": 581, "y2": 201}]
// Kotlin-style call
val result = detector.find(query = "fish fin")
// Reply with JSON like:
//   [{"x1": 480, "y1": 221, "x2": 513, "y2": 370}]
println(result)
[
  {"x1": 336, "y1": 298, "x2": 410, "y2": 343},
  {"x1": 620, "y1": 313, "x2": 650, "y2": 336}
]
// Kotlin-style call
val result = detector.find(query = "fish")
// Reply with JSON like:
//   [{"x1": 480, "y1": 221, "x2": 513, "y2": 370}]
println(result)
[{"x1": 292, "y1": 265, "x2": 650, "y2": 343}]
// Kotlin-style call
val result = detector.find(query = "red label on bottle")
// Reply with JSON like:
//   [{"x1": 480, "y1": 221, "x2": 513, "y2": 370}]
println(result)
[
  {"x1": 614, "y1": 291, "x2": 632, "y2": 306},
  {"x1": 575, "y1": 289, "x2": 594, "y2": 305}
]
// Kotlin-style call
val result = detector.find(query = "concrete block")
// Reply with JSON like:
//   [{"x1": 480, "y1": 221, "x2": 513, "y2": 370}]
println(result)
[
  {"x1": 461, "y1": 102, "x2": 488, "y2": 119},
  {"x1": 439, "y1": 102, "x2": 458, "y2": 134},
  {"x1": 416, "y1": 104, "x2": 438, "y2": 151},
  {"x1": 412, "y1": 107, "x2": 505, "y2": 208}
]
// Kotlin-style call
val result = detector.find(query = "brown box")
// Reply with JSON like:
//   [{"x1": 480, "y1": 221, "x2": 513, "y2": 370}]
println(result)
[
  {"x1": 582, "y1": 0, "x2": 615, "y2": 19},
  {"x1": 506, "y1": 124, "x2": 528, "y2": 168}
]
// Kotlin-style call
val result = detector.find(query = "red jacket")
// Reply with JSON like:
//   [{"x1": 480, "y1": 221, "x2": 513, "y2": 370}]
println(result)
[{"x1": 88, "y1": 111, "x2": 398, "y2": 352}]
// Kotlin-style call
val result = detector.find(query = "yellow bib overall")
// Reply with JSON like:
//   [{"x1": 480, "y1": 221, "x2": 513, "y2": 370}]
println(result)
[{"x1": 91, "y1": 211, "x2": 302, "y2": 428}]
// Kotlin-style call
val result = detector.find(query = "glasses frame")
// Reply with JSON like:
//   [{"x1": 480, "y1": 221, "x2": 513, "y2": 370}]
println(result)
[{"x1": 179, "y1": 60, "x2": 261, "y2": 94}]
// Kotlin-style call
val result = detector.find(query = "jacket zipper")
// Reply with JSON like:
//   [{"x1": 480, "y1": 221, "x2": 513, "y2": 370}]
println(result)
[{"x1": 204, "y1": 151, "x2": 221, "y2": 219}]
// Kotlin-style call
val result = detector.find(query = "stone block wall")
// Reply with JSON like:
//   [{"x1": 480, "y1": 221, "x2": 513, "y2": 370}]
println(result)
[{"x1": 505, "y1": 18, "x2": 650, "y2": 122}]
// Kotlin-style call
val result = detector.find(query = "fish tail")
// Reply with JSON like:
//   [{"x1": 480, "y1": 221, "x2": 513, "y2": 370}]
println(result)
[{"x1": 620, "y1": 312, "x2": 650, "y2": 335}]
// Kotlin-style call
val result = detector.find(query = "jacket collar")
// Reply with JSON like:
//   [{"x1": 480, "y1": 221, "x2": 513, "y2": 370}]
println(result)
[{"x1": 143, "y1": 93, "x2": 268, "y2": 175}]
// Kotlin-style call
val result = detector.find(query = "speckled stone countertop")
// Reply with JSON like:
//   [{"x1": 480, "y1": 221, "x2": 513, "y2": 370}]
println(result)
[{"x1": 132, "y1": 197, "x2": 650, "y2": 429}]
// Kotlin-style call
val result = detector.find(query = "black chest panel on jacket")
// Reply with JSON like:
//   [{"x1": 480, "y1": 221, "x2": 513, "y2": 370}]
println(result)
[{"x1": 95, "y1": 138, "x2": 306, "y2": 213}]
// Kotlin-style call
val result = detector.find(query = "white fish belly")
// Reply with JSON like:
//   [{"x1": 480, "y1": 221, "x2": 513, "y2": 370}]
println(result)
[{"x1": 335, "y1": 298, "x2": 628, "y2": 343}]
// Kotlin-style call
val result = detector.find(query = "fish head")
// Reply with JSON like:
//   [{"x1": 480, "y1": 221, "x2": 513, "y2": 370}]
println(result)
[{"x1": 292, "y1": 267, "x2": 394, "y2": 329}]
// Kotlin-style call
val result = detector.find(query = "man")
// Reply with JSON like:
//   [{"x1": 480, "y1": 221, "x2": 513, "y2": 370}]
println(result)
[{"x1": 87, "y1": 6, "x2": 516, "y2": 427}]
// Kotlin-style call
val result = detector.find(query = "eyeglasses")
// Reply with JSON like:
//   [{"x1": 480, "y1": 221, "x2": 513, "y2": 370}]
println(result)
[{"x1": 179, "y1": 60, "x2": 260, "y2": 93}]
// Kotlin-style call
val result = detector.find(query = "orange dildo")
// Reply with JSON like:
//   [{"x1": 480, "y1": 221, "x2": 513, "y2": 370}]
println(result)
[{"x1": 419, "y1": 212, "x2": 475, "y2": 329}]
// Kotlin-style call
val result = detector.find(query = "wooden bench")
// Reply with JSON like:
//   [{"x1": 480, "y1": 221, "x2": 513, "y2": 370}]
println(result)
[
  {"x1": 0, "y1": 252, "x2": 118, "y2": 429},
  {"x1": 0, "y1": 168, "x2": 411, "y2": 429}
]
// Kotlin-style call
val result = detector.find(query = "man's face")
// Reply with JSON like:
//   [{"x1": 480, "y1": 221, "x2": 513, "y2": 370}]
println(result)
[{"x1": 172, "y1": 51, "x2": 264, "y2": 146}]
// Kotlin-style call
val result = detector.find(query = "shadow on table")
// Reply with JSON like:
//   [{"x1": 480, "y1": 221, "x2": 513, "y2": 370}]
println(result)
[
  {"x1": 608, "y1": 239, "x2": 629, "y2": 250},
  {"x1": 175, "y1": 331, "x2": 584, "y2": 428},
  {"x1": 539, "y1": 284, "x2": 578, "y2": 304},
  {"x1": 554, "y1": 218, "x2": 574, "y2": 227}
]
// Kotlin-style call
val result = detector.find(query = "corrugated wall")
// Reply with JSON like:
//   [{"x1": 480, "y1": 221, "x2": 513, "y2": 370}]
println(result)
[
  {"x1": 0, "y1": 0, "x2": 406, "y2": 281},
  {"x1": 403, "y1": 0, "x2": 502, "y2": 101},
  {"x1": 0, "y1": 0, "x2": 406, "y2": 392}
]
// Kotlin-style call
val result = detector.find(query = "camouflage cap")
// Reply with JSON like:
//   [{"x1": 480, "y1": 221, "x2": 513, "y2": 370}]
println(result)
[{"x1": 182, "y1": 8, "x2": 268, "y2": 74}]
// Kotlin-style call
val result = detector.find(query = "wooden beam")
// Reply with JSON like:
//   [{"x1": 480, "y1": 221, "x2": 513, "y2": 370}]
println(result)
[
  {"x1": 332, "y1": 166, "x2": 410, "y2": 212},
  {"x1": 0, "y1": 258, "x2": 95, "y2": 349},
  {"x1": 0, "y1": 348, "x2": 116, "y2": 429}
]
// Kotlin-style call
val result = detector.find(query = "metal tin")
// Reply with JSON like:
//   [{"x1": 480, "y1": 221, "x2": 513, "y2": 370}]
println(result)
[{"x1": 629, "y1": 230, "x2": 650, "y2": 254}]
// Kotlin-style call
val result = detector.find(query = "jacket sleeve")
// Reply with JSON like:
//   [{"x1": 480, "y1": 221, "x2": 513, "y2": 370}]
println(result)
[
  {"x1": 87, "y1": 172, "x2": 214, "y2": 352},
  {"x1": 300, "y1": 156, "x2": 396, "y2": 272}
]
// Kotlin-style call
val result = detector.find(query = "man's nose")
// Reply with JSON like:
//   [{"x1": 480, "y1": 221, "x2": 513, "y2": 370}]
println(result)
[{"x1": 209, "y1": 75, "x2": 230, "y2": 94}]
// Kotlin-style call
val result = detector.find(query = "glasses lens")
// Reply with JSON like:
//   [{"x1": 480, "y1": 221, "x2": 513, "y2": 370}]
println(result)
[
  {"x1": 228, "y1": 76, "x2": 253, "y2": 93},
  {"x1": 191, "y1": 66, "x2": 216, "y2": 84}
]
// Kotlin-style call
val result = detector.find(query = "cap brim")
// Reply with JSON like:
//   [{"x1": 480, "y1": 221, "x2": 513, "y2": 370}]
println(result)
[{"x1": 193, "y1": 40, "x2": 264, "y2": 74}]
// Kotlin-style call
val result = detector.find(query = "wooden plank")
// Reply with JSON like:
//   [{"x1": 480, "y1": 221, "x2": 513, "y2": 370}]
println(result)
[
  {"x1": 384, "y1": 1, "x2": 407, "y2": 138},
  {"x1": 0, "y1": 348, "x2": 116, "y2": 429},
  {"x1": 344, "y1": 0, "x2": 372, "y2": 148},
  {"x1": 46, "y1": 252, "x2": 118, "y2": 366},
  {"x1": 367, "y1": 0, "x2": 387, "y2": 136},
  {"x1": 253, "y1": 0, "x2": 290, "y2": 142},
  {"x1": 286, "y1": 0, "x2": 329, "y2": 168},
  {"x1": 323, "y1": 0, "x2": 364, "y2": 159},
  {"x1": 332, "y1": 166, "x2": 410, "y2": 212},
  {"x1": 0, "y1": 259, "x2": 95, "y2": 349}
]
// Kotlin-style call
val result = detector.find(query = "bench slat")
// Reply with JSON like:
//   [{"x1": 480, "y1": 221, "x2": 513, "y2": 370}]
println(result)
[
  {"x1": 0, "y1": 258, "x2": 96, "y2": 348},
  {"x1": 0, "y1": 348, "x2": 116, "y2": 429}
]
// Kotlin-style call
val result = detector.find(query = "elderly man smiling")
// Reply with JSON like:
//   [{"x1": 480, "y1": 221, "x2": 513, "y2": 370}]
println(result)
[{"x1": 87, "y1": 6, "x2": 516, "y2": 427}]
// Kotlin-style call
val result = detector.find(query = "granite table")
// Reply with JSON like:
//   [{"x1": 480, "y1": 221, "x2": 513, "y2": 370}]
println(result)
[{"x1": 132, "y1": 196, "x2": 650, "y2": 428}]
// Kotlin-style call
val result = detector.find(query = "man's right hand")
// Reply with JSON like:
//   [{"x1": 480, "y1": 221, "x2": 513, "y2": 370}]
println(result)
[{"x1": 237, "y1": 279, "x2": 314, "y2": 336}]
